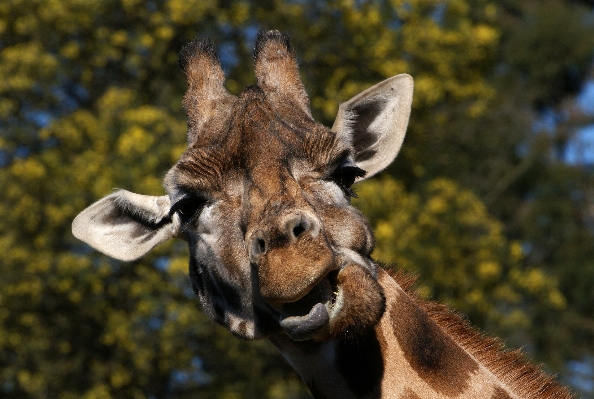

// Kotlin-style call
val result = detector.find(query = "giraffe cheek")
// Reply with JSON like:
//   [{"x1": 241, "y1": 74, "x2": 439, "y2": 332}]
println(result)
[
  {"x1": 325, "y1": 209, "x2": 374, "y2": 255},
  {"x1": 346, "y1": 221, "x2": 374, "y2": 255}
]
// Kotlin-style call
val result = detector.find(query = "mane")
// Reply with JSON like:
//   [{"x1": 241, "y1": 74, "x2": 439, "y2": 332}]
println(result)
[{"x1": 387, "y1": 268, "x2": 574, "y2": 399}]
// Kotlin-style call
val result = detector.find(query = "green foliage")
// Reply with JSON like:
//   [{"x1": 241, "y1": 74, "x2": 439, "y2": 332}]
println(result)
[
  {"x1": 354, "y1": 177, "x2": 566, "y2": 337},
  {"x1": 1, "y1": 0, "x2": 593, "y2": 397},
  {"x1": 501, "y1": 0, "x2": 594, "y2": 106}
]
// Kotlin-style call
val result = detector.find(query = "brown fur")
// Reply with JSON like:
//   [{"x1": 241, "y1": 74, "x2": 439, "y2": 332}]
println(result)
[
  {"x1": 254, "y1": 30, "x2": 311, "y2": 118},
  {"x1": 259, "y1": 234, "x2": 334, "y2": 303},
  {"x1": 179, "y1": 37, "x2": 235, "y2": 143},
  {"x1": 492, "y1": 387, "x2": 514, "y2": 399},
  {"x1": 390, "y1": 290, "x2": 479, "y2": 396},
  {"x1": 400, "y1": 388, "x2": 422, "y2": 399},
  {"x1": 387, "y1": 268, "x2": 573, "y2": 399}
]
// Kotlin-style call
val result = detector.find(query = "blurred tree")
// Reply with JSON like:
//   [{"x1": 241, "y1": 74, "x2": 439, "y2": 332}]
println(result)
[
  {"x1": 462, "y1": 1, "x2": 594, "y2": 382},
  {"x1": 496, "y1": 0, "x2": 594, "y2": 350},
  {"x1": 1, "y1": 0, "x2": 592, "y2": 397},
  {"x1": 354, "y1": 177, "x2": 566, "y2": 341}
]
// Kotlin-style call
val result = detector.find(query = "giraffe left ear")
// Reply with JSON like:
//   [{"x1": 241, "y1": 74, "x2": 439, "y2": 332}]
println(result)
[
  {"x1": 332, "y1": 74, "x2": 413, "y2": 178},
  {"x1": 72, "y1": 190, "x2": 178, "y2": 261}
]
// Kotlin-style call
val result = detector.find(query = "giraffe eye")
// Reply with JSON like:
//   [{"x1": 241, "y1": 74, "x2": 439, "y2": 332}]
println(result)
[
  {"x1": 170, "y1": 195, "x2": 207, "y2": 222},
  {"x1": 330, "y1": 162, "x2": 366, "y2": 198}
]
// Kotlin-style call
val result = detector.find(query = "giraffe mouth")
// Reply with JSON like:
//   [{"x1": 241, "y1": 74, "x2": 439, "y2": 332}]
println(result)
[
  {"x1": 278, "y1": 270, "x2": 340, "y2": 341},
  {"x1": 278, "y1": 264, "x2": 385, "y2": 341}
]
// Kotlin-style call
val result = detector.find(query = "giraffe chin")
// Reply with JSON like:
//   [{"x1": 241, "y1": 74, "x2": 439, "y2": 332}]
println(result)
[{"x1": 278, "y1": 263, "x2": 385, "y2": 342}]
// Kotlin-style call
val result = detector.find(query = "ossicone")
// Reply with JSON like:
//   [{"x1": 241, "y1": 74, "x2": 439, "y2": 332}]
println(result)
[
  {"x1": 253, "y1": 29, "x2": 292, "y2": 60},
  {"x1": 179, "y1": 37, "x2": 219, "y2": 75},
  {"x1": 179, "y1": 36, "x2": 235, "y2": 144},
  {"x1": 253, "y1": 29, "x2": 311, "y2": 117}
]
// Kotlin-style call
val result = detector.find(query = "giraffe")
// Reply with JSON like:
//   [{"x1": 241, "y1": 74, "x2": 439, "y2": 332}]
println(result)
[{"x1": 72, "y1": 30, "x2": 573, "y2": 399}]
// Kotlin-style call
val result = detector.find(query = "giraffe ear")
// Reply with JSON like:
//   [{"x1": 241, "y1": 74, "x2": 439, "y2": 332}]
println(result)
[
  {"x1": 72, "y1": 190, "x2": 178, "y2": 261},
  {"x1": 332, "y1": 74, "x2": 414, "y2": 178}
]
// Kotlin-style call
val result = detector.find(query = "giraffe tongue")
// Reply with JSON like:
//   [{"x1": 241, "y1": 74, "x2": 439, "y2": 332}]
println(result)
[
  {"x1": 279, "y1": 277, "x2": 333, "y2": 341},
  {"x1": 280, "y1": 303, "x2": 329, "y2": 341}
]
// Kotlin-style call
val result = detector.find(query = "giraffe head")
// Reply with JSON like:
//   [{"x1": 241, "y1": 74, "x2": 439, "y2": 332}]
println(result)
[{"x1": 72, "y1": 30, "x2": 413, "y2": 341}]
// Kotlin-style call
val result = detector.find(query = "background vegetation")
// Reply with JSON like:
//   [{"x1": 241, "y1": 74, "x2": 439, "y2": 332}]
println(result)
[{"x1": 1, "y1": 0, "x2": 593, "y2": 398}]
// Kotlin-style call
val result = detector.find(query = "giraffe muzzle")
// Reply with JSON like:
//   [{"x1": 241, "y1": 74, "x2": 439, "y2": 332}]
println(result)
[
  {"x1": 251, "y1": 211, "x2": 336, "y2": 305},
  {"x1": 248, "y1": 211, "x2": 321, "y2": 265},
  {"x1": 279, "y1": 263, "x2": 386, "y2": 341}
]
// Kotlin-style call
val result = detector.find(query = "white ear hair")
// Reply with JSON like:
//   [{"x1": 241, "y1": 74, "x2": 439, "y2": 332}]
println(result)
[
  {"x1": 72, "y1": 190, "x2": 177, "y2": 261},
  {"x1": 332, "y1": 74, "x2": 414, "y2": 178}
]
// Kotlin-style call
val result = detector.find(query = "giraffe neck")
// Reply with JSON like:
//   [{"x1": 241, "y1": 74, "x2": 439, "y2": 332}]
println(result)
[
  {"x1": 271, "y1": 268, "x2": 568, "y2": 399},
  {"x1": 270, "y1": 328, "x2": 385, "y2": 399}
]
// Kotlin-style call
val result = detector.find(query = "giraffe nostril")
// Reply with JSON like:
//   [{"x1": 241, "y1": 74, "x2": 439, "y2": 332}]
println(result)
[
  {"x1": 250, "y1": 234, "x2": 268, "y2": 263},
  {"x1": 292, "y1": 223, "x2": 306, "y2": 238},
  {"x1": 285, "y1": 213, "x2": 319, "y2": 240},
  {"x1": 257, "y1": 238, "x2": 266, "y2": 254}
]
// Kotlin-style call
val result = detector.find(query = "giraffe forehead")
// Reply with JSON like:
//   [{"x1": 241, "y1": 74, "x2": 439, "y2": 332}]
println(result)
[
  {"x1": 172, "y1": 88, "x2": 347, "y2": 195},
  {"x1": 234, "y1": 84, "x2": 348, "y2": 170}
]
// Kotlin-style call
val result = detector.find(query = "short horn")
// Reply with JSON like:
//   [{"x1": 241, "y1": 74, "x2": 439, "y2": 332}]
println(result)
[
  {"x1": 253, "y1": 30, "x2": 311, "y2": 117},
  {"x1": 179, "y1": 37, "x2": 235, "y2": 143}
]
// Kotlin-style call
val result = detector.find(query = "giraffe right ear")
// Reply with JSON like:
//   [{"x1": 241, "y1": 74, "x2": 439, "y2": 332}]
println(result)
[
  {"x1": 332, "y1": 74, "x2": 414, "y2": 179},
  {"x1": 72, "y1": 190, "x2": 179, "y2": 261}
]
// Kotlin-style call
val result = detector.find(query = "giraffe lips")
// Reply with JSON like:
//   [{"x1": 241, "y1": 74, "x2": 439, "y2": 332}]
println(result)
[{"x1": 279, "y1": 271, "x2": 339, "y2": 341}]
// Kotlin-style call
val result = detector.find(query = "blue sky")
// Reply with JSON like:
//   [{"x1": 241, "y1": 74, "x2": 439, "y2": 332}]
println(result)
[{"x1": 565, "y1": 80, "x2": 594, "y2": 165}]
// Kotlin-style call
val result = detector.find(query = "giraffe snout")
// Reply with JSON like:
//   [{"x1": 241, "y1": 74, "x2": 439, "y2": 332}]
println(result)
[
  {"x1": 248, "y1": 211, "x2": 321, "y2": 265},
  {"x1": 248, "y1": 211, "x2": 335, "y2": 305}
]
